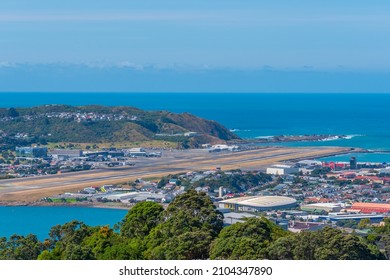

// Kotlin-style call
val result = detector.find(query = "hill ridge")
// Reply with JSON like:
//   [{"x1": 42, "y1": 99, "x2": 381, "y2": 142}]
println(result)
[{"x1": 0, "y1": 105, "x2": 239, "y2": 148}]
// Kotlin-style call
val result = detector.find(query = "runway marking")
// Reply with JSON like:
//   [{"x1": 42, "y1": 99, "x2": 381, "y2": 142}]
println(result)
[{"x1": 0, "y1": 147, "x2": 351, "y2": 202}]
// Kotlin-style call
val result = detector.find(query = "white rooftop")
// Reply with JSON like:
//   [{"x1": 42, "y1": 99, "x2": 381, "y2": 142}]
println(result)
[
  {"x1": 221, "y1": 196, "x2": 297, "y2": 208},
  {"x1": 271, "y1": 164, "x2": 294, "y2": 168}
]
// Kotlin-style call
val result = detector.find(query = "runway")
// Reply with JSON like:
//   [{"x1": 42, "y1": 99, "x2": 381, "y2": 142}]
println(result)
[{"x1": 0, "y1": 146, "x2": 351, "y2": 202}]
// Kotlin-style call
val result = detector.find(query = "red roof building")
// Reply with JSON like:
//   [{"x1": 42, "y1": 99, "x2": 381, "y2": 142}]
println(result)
[{"x1": 351, "y1": 202, "x2": 390, "y2": 214}]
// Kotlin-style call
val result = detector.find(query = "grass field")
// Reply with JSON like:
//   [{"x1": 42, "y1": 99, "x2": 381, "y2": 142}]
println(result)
[
  {"x1": 47, "y1": 140, "x2": 179, "y2": 150},
  {"x1": 50, "y1": 198, "x2": 78, "y2": 203}
]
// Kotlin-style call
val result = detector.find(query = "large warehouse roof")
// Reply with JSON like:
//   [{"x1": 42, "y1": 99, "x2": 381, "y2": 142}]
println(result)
[
  {"x1": 221, "y1": 196, "x2": 297, "y2": 208},
  {"x1": 352, "y1": 202, "x2": 390, "y2": 209},
  {"x1": 351, "y1": 202, "x2": 390, "y2": 213}
]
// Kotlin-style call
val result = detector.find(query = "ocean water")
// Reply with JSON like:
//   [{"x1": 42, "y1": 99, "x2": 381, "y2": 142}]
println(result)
[
  {"x1": 0, "y1": 206, "x2": 128, "y2": 240},
  {"x1": 319, "y1": 152, "x2": 390, "y2": 163},
  {"x1": 1, "y1": 92, "x2": 389, "y2": 151}
]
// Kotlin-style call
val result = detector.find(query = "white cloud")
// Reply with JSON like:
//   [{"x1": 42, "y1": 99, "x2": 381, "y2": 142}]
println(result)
[
  {"x1": 1, "y1": 11, "x2": 389, "y2": 27},
  {"x1": 116, "y1": 61, "x2": 144, "y2": 70},
  {"x1": 0, "y1": 11, "x2": 226, "y2": 22},
  {"x1": 0, "y1": 61, "x2": 17, "y2": 68}
]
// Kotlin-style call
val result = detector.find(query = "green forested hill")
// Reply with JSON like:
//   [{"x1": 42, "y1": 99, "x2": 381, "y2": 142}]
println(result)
[{"x1": 0, "y1": 105, "x2": 239, "y2": 147}]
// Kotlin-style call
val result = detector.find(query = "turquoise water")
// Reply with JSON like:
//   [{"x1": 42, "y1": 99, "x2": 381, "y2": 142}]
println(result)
[
  {"x1": 319, "y1": 153, "x2": 390, "y2": 163},
  {"x1": 0, "y1": 206, "x2": 128, "y2": 240}
]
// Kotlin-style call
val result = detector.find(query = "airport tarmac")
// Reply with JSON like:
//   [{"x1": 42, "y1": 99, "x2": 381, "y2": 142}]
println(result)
[{"x1": 0, "y1": 146, "x2": 351, "y2": 202}]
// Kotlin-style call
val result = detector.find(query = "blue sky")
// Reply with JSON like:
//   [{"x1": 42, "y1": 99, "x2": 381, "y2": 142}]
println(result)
[{"x1": 1, "y1": 0, "x2": 390, "y2": 92}]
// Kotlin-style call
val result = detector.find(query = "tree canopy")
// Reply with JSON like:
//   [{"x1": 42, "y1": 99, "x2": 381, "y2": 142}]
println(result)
[
  {"x1": 210, "y1": 217, "x2": 287, "y2": 260},
  {"x1": 143, "y1": 189, "x2": 223, "y2": 259},
  {"x1": 0, "y1": 191, "x2": 388, "y2": 260},
  {"x1": 120, "y1": 201, "x2": 164, "y2": 239},
  {"x1": 267, "y1": 227, "x2": 384, "y2": 260}
]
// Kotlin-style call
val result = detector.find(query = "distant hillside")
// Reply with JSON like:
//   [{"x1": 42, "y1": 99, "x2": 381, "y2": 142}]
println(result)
[{"x1": 0, "y1": 105, "x2": 239, "y2": 148}]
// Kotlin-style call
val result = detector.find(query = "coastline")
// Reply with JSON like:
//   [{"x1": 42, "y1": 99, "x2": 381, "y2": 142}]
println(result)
[
  {"x1": 0, "y1": 200, "x2": 132, "y2": 210},
  {"x1": 229, "y1": 134, "x2": 363, "y2": 144}
]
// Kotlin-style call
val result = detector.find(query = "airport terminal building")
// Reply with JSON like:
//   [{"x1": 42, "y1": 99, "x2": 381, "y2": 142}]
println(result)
[{"x1": 219, "y1": 196, "x2": 297, "y2": 212}]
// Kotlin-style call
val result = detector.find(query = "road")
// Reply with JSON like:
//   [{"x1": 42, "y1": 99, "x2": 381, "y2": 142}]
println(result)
[{"x1": 0, "y1": 146, "x2": 351, "y2": 202}]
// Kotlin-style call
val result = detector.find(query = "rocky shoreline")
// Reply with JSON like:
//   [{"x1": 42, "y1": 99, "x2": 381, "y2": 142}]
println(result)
[{"x1": 229, "y1": 134, "x2": 356, "y2": 144}]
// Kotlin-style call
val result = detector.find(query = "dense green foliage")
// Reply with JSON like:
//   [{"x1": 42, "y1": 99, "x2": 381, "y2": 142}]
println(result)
[
  {"x1": 120, "y1": 201, "x2": 164, "y2": 238},
  {"x1": 267, "y1": 227, "x2": 384, "y2": 260},
  {"x1": 335, "y1": 219, "x2": 359, "y2": 229},
  {"x1": 0, "y1": 190, "x2": 388, "y2": 260},
  {"x1": 0, "y1": 105, "x2": 238, "y2": 148},
  {"x1": 369, "y1": 218, "x2": 390, "y2": 259},
  {"x1": 143, "y1": 190, "x2": 223, "y2": 259},
  {"x1": 38, "y1": 221, "x2": 97, "y2": 260},
  {"x1": 310, "y1": 167, "x2": 331, "y2": 177},
  {"x1": 191, "y1": 171, "x2": 272, "y2": 193},
  {"x1": 0, "y1": 234, "x2": 45, "y2": 260},
  {"x1": 210, "y1": 217, "x2": 287, "y2": 259}
]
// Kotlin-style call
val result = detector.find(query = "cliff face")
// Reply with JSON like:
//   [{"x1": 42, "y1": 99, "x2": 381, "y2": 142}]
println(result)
[{"x1": 0, "y1": 105, "x2": 240, "y2": 147}]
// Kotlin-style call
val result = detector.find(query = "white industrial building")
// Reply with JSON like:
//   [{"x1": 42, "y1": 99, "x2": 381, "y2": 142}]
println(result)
[
  {"x1": 301, "y1": 203, "x2": 344, "y2": 213},
  {"x1": 101, "y1": 192, "x2": 165, "y2": 203},
  {"x1": 126, "y1": 148, "x2": 147, "y2": 157},
  {"x1": 266, "y1": 164, "x2": 299, "y2": 175},
  {"x1": 50, "y1": 149, "x2": 83, "y2": 160},
  {"x1": 297, "y1": 160, "x2": 322, "y2": 167},
  {"x1": 209, "y1": 144, "x2": 239, "y2": 152},
  {"x1": 219, "y1": 196, "x2": 297, "y2": 212}
]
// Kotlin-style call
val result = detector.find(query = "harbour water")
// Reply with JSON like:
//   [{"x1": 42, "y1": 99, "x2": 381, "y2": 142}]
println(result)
[
  {"x1": 319, "y1": 152, "x2": 390, "y2": 163},
  {"x1": 0, "y1": 206, "x2": 128, "y2": 240}
]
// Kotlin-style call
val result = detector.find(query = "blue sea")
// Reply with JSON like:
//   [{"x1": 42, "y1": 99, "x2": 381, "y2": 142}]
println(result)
[
  {"x1": 0, "y1": 92, "x2": 389, "y2": 238},
  {"x1": 0, "y1": 206, "x2": 128, "y2": 240},
  {"x1": 1, "y1": 92, "x2": 389, "y2": 151}
]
